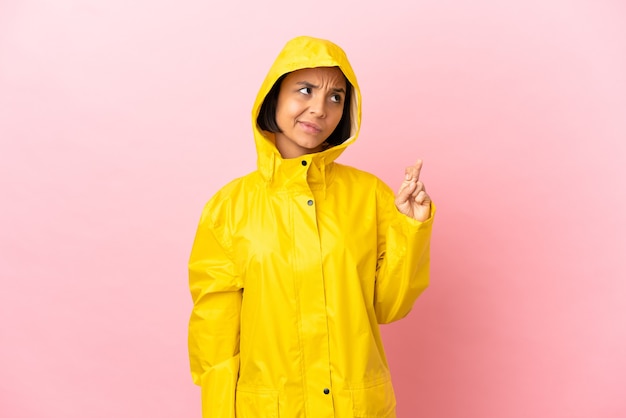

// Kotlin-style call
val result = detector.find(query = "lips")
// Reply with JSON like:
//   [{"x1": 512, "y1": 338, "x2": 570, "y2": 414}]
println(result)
[{"x1": 298, "y1": 121, "x2": 322, "y2": 134}]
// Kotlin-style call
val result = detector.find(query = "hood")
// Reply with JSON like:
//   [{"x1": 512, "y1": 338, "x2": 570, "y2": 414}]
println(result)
[{"x1": 251, "y1": 36, "x2": 362, "y2": 181}]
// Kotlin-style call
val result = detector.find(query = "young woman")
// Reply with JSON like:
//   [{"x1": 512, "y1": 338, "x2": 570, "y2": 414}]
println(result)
[{"x1": 188, "y1": 36, "x2": 435, "y2": 418}]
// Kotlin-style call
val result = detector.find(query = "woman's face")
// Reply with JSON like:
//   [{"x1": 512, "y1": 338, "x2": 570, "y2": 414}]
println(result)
[{"x1": 274, "y1": 67, "x2": 347, "y2": 159}]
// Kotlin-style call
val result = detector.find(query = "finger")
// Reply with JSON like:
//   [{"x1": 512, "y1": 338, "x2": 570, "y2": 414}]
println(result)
[
  {"x1": 412, "y1": 181, "x2": 425, "y2": 196},
  {"x1": 414, "y1": 190, "x2": 431, "y2": 206},
  {"x1": 413, "y1": 159, "x2": 423, "y2": 182},
  {"x1": 397, "y1": 176, "x2": 417, "y2": 195},
  {"x1": 405, "y1": 159, "x2": 423, "y2": 182},
  {"x1": 395, "y1": 179, "x2": 416, "y2": 204},
  {"x1": 404, "y1": 181, "x2": 425, "y2": 204}
]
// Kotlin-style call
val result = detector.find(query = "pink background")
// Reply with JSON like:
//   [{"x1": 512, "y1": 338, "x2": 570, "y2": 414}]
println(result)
[{"x1": 1, "y1": 0, "x2": 625, "y2": 417}]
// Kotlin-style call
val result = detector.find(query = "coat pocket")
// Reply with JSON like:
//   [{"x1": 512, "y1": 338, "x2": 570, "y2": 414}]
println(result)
[
  {"x1": 235, "y1": 386, "x2": 279, "y2": 418},
  {"x1": 350, "y1": 378, "x2": 396, "y2": 418}
]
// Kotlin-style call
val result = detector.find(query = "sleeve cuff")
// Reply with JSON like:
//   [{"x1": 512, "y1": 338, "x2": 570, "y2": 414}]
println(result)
[{"x1": 398, "y1": 202, "x2": 436, "y2": 229}]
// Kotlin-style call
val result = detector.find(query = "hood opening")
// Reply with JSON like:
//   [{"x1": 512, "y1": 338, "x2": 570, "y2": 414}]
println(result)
[{"x1": 256, "y1": 69, "x2": 354, "y2": 149}]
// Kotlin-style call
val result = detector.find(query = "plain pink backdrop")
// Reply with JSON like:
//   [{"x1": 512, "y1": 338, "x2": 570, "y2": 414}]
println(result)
[{"x1": 1, "y1": 0, "x2": 625, "y2": 417}]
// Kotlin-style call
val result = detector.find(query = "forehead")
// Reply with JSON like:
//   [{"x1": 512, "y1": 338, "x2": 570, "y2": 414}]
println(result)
[{"x1": 284, "y1": 67, "x2": 346, "y2": 87}]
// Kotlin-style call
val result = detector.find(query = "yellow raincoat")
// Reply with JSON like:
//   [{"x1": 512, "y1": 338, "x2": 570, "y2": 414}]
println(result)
[{"x1": 189, "y1": 36, "x2": 435, "y2": 418}]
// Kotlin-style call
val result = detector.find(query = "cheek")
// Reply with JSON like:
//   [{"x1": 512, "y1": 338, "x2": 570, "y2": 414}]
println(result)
[
  {"x1": 276, "y1": 100, "x2": 301, "y2": 123},
  {"x1": 286, "y1": 100, "x2": 305, "y2": 117}
]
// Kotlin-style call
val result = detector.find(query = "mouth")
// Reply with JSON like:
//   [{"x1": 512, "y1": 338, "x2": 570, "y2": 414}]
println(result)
[{"x1": 298, "y1": 121, "x2": 322, "y2": 134}]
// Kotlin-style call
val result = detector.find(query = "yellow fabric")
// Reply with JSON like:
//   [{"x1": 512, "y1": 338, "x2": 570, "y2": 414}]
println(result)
[{"x1": 188, "y1": 36, "x2": 435, "y2": 418}]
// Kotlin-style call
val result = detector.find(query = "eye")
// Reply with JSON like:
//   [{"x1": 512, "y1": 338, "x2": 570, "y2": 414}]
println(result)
[
  {"x1": 298, "y1": 87, "x2": 312, "y2": 95},
  {"x1": 330, "y1": 94, "x2": 342, "y2": 103}
]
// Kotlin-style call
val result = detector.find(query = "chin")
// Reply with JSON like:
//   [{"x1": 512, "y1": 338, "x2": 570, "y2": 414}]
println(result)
[{"x1": 296, "y1": 139, "x2": 324, "y2": 150}]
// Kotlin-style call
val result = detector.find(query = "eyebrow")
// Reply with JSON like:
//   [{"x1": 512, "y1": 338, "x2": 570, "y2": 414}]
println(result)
[{"x1": 296, "y1": 81, "x2": 346, "y2": 94}]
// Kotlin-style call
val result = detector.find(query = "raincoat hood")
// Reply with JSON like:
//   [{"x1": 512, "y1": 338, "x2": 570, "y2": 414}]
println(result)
[{"x1": 252, "y1": 36, "x2": 362, "y2": 181}]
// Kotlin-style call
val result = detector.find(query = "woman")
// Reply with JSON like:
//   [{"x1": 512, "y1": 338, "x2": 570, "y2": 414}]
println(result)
[{"x1": 188, "y1": 36, "x2": 435, "y2": 418}]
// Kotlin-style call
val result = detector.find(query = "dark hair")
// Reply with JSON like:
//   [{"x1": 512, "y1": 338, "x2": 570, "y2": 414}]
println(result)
[{"x1": 257, "y1": 71, "x2": 353, "y2": 147}]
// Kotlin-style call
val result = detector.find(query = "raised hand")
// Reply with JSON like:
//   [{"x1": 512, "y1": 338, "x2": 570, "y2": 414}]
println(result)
[{"x1": 394, "y1": 160, "x2": 432, "y2": 222}]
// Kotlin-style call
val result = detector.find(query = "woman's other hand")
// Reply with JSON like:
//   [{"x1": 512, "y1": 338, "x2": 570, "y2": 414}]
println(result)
[{"x1": 395, "y1": 160, "x2": 432, "y2": 222}]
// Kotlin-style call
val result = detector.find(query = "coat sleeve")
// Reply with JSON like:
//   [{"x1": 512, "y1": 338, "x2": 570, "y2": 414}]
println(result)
[
  {"x1": 188, "y1": 203, "x2": 242, "y2": 418},
  {"x1": 374, "y1": 180, "x2": 436, "y2": 324}
]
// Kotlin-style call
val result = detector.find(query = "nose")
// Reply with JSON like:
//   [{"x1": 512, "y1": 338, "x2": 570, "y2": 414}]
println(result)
[{"x1": 308, "y1": 95, "x2": 326, "y2": 118}]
